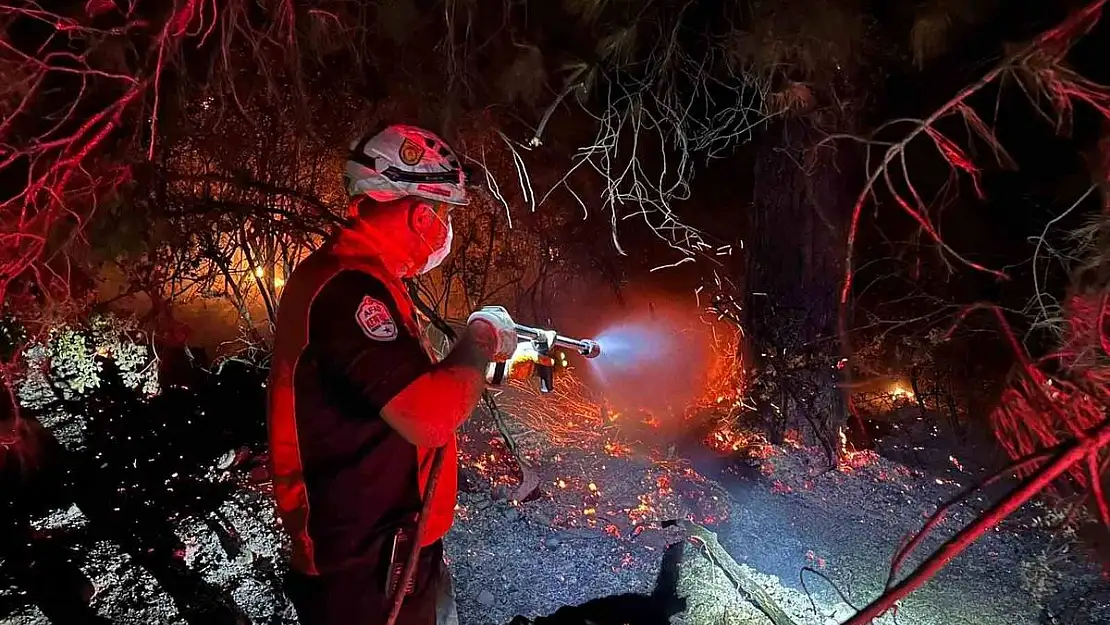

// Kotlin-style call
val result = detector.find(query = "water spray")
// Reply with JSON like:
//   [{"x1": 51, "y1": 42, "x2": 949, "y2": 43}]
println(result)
[
  {"x1": 585, "y1": 312, "x2": 714, "y2": 422},
  {"x1": 590, "y1": 323, "x2": 676, "y2": 372}
]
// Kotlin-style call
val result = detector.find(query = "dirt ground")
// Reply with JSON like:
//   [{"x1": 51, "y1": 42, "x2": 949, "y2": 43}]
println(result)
[{"x1": 2, "y1": 394, "x2": 1108, "y2": 625}]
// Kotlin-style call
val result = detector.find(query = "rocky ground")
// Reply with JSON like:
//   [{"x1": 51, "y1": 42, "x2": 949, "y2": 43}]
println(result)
[
  {"x1": 2, "y1": 393, "x2": 1108, "y2": 624},
  {"x1": 446, "y1": 406, "x2": 1110, "y2": 625}
]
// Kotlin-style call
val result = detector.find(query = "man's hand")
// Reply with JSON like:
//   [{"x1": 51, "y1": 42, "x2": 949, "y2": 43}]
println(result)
[
  {"x1": 467, "y1": 306, "x2": 517, "y2": 362},
  {"x1": 377, "y1": 304, "x2": 518, "y2": 448},
  {"x1": 485, "y1": 342, "x2": 556, "y2": 386},
  {"x1": 500, "y1": 342, "x2": 555, "y2": 382}
]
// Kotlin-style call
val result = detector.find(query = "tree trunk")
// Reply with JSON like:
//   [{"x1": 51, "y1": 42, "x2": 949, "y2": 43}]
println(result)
[{"x1": 745, "y1": 118, "x2": 853, "y2": 458}]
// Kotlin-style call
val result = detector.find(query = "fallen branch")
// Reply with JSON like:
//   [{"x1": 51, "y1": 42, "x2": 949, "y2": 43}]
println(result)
[{"x1": 678, "y1": 519, "x2": 799, "y2": 625}]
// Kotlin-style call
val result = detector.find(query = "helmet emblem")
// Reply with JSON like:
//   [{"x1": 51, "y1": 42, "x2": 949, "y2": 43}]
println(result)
[{"x1": 399, "y1": 138, "x2": 425, "y2": 166}]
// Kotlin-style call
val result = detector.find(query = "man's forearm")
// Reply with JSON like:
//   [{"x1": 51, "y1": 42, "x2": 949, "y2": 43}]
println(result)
[
  {"x1": 439, "y1": 323, "x2": 495, "y2": 376},
  {"x1": 380, "y1": 324, "x2": 494, "y2": 448}
]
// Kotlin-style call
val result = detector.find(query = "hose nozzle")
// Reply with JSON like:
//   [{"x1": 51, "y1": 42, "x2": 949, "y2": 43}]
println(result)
[
  {"x1": 514, "y1": 324, "x2": 602, "y2": 358},
  {"x1": 578, "y1": 339, "x2": 601, "y2": 359}
]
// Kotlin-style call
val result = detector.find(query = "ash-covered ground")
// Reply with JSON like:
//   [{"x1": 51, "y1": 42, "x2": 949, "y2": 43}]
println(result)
[{"x1": 2, "y1": 385, "x2": 1107, "y2": 625}]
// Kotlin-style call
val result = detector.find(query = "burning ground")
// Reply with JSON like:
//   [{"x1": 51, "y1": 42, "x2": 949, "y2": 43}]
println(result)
[
  {"x1": 3, "y1": 374, "x2": 1107, "y2": 625},
  {"x1": 448, "y1": 384, "x2": 1110, "y2": 625}
]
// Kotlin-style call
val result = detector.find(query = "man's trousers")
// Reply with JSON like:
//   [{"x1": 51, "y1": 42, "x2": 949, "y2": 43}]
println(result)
[{"x1": 285, "y1": 541, "x2": 458, "y2": 625}]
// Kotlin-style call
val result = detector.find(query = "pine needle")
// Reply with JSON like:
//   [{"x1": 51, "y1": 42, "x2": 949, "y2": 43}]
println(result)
[
  {"x1": 563, "y1": 0, "x2": 611, "y2": 26},
  {"x1": 910, "y1": 11, "x2": 953, "y2": 70},
  {"x1": 596, "y1": 25, "x2": 638, "y2": 68}
]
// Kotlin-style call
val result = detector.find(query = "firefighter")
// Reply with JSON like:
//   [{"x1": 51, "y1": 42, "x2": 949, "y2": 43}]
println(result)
[{"x1": 268, "y1": 124, "x2": 528, "y2": 625}]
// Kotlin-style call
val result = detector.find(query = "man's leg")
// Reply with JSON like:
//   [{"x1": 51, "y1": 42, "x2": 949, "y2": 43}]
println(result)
[
  {"x1": 284, "y1": 566, "x2": 393, "y2": 625},
  {"x1": 435, "y1": 557, "x2": 459, "y2": 625},
  {"x1": 284, "y1": 551, "x2": 448, "y2": 625}
]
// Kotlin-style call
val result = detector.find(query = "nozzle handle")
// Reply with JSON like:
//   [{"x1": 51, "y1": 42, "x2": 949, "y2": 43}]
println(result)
[
  {"x1": 538, "y1": 364, "x2": 554, "y2": 394},
  {"x1": 514, "y1": 324, "x2": 601, "y2": 358}
]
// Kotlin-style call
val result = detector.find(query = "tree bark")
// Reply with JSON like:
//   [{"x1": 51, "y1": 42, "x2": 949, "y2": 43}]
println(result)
[{"x1": 745, "y1": 118, "x2": 853, "y2": 456}]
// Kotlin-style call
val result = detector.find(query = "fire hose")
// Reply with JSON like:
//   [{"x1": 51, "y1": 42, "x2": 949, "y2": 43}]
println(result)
[
  {"x1": 384, "y1": 445, "x2": 445, "y2": 625},
  {"x1": 384, "y1": 322, "x2": 600, "y2": 625}
]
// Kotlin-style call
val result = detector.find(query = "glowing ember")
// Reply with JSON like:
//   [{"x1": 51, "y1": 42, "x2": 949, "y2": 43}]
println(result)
[
  {"x1": 628, "y1": 494, "x2": 657, "y2": 526},
  {"x1": 693, "y1": 328, "x2": 748, "y2": 415},
  {"x1": 459, "y1": 328, "x2": 740, "y2": 535},
  {"x1": 656, "y1": 476, "x2": 672, "y2": 495},
  {"x1": 705, "y1": 423, "x2": 773, "y2": 457},
  {"x1": 603, "y1": 440, "x2": 632, "y2": 457},
  {"x1": 888, "y1": 383, "x2": 914, "y2": 400},
  {"x1": 836, "y1": 427, "x2": 878, "y2": 473}
]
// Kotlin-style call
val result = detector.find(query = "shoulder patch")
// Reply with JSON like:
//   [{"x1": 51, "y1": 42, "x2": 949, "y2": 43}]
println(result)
[{"x1": 355, "y1": 296, "x2": 398, "y2": 341}]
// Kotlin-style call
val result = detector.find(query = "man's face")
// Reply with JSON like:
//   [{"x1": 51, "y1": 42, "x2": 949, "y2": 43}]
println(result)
[{"x1": 409, "y1": 200, "x2": 455, "y2": 274}]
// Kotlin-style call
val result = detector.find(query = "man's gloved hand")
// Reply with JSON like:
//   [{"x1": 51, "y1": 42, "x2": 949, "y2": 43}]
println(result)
[
  {"x1": 506, "y1": 342, "x2": 556, "y2": 381},
  {"x1": 467, "y1": 305, "x2": 517, "y2": 362},
  {"x1": 486, "y1": 342, "x2": 556, "y2": 386}
]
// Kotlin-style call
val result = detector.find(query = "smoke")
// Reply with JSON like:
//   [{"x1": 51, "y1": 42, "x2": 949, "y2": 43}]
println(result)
[{"x1": 585, "y1": 298, "x2": 713, "y2": 430}]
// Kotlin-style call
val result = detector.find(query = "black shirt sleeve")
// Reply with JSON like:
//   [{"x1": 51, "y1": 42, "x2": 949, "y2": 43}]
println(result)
[{"x1": 308, "y1": 270, "x2": 432, "y2": 411}]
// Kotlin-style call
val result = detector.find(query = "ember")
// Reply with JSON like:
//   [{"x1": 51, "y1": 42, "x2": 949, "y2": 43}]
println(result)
[
  {"x1": 455, "y1": 316, "x2": 749, "y2": 537},
  {"x1": 704, "y1": 423, "x2": 773, "y2": 458},
  {"x1": 461, "y1": 380, "x2": 733, "y2": 533},
  {"x1": 836, "y1": 427, "x2": 879, "y2": 473},
  {"x1": 603, "y1": 440, "x2": 632, "y2": 457},
  {"x1": 692, "y1": 327, "x2": 748, "y2": 416},
  {"x1": 493, "y1": 372, "x2": 611, "y2": 446}
]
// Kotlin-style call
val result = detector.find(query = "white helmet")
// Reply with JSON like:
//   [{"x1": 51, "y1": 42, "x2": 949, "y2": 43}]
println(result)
[{"x1": 345, "y1": 124, "x2": 469, "y2": 206}]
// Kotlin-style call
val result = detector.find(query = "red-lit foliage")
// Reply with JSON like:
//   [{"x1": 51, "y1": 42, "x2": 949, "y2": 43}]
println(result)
[
  {"x1": 838, "y1": 0, "x2": 1110, "y2": 349},
  {"x1": 0, "y1": 0, "x2": 393, "y2": 327},
  {"x1": 1, "y1": 2, "x2": 194, "y2": 311},
  {"x1": 992, "y1": 295, "x2": 1110, "y2": 499},
  {"x1": 835, "y1": 1, "x2": 1110, "y2": 621}
]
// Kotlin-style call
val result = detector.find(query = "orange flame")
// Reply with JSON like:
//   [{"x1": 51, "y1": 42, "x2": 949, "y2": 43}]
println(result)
[{"x1": 693, "y1": 327, "x2": 747, "y2": 415}]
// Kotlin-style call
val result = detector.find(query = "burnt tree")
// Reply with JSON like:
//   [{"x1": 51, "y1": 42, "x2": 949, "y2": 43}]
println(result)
[{"x1": 746, "y1": 117, "x2": 855, "y2": 458}]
